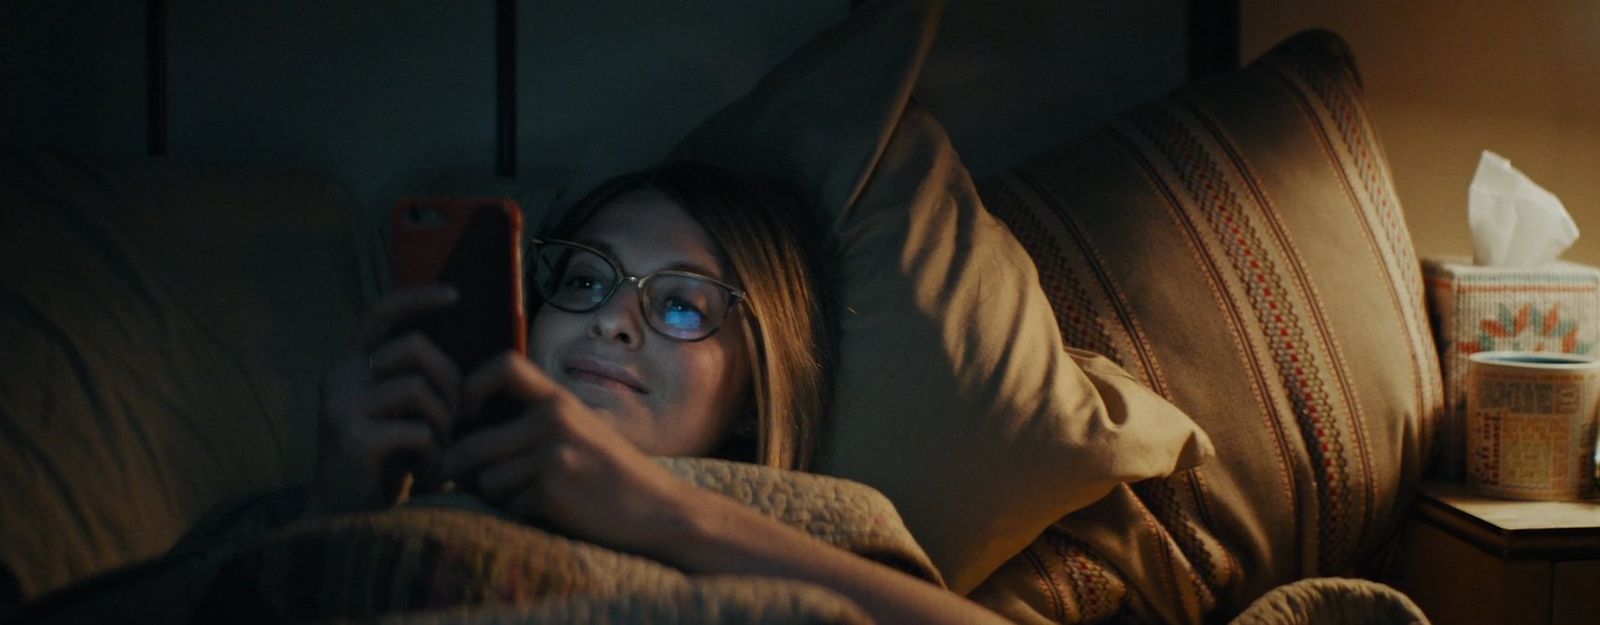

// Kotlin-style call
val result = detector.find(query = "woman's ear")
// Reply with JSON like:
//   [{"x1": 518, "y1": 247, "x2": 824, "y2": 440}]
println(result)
[
  {"x1": 734, "y1": 410, "x2": 758, "y2": 439},
  {"x1": 711, "y1": 407, "x2": 761, "y2": 464}
]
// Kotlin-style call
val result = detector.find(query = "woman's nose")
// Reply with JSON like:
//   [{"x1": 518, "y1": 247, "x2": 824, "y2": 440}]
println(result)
[{"x1": 587, "y1": 285, "x2": 645, "y2": 348}]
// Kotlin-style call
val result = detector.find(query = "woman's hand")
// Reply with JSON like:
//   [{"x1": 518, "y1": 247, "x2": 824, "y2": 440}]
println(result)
[
  {"x1": 441, "y1": 354, "x2": 703, "y2": 557},
  {"x1": 440, "y1": 354, "x2": 1007, "y2": 625},
  {"x1": 310, "y1": 284, "x2": 463, "y2": 516}
]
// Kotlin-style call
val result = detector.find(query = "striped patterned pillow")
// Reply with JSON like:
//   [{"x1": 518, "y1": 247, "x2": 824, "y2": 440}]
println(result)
[{"x1": 969, "y1": 30, "x2": 1444, "y2": 623}]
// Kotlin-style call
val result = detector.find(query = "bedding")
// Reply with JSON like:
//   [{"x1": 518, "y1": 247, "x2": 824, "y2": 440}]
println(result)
[
  {"x1": 15, "y1": 461, "x2": 1424, "y2": 625},
  {"x1": 969, "y1": 29, "x2": 1443, "y2": 623},
  {"x1": 1229, "y1": 578, "x2": 1428, "y2": 625},
  {"x1": 14, "y1": 458, "x2": 934, "y2": 625},
  {"x1": 3, "y1": 0, "x2": 1208, "y2": 610},
  {"x1": 674, "y1": 0, "x2": 1214, "y2": 594},
  {"x1": 0, "y1": 147, "x2": 373, "y2": 610},
  {"x1": 2, "y1": 2, "x2": 1440, "y2": 622}
]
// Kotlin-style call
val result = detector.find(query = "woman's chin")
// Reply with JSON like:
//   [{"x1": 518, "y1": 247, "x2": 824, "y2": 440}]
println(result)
[{"x1": 567, "y1": 382, "x2": 642, "y2": 418}]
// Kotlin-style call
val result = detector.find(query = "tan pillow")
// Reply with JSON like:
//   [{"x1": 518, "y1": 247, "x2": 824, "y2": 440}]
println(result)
[
  {"x1": 675, "y1": 0, "x2": 1212, "y2": 593},
  {"x1": 0, "y1": 148, "x2": 370, "y2": 607},
  {"x1": 970, "y1": 30, "x2": 1445, "y2": 622}
]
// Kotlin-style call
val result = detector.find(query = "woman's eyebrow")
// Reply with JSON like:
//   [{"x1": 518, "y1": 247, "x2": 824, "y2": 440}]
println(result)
[
  {"x1": 576, "y1": 237, "x2": 728, "y2": 280},
  {"x1": 576, "y1": 237, "x2": 620, "y2": 258},
  {"x1": 666, "y1": 262, "x2": 730, "y2": 281}
]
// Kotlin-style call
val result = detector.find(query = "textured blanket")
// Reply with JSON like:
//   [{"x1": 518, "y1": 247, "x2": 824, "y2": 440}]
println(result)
[
  {"x1": 1228, "y1": 578, "x2": 1430, "y2": 625},
  {"x1": 15, "y1": 458, "x2": 939, "y2": 625}
]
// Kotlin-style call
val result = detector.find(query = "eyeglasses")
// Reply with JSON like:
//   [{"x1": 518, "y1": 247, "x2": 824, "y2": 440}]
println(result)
[{"x1": 529, "y1": 238, "x2": 746, "y2": 342}]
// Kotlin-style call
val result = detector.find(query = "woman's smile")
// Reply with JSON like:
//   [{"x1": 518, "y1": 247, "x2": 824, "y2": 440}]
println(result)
[{"x1": 562, "y1": 355, "x2": 649, "y2": 394}]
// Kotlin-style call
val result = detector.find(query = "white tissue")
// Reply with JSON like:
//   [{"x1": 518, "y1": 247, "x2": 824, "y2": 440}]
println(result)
[{"x1": 1469, "y1": 150, "x2": 1579, "y2": 267}]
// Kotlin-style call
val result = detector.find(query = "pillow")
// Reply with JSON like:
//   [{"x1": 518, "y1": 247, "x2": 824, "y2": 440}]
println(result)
[
  {"x1": 0, "y1": 148, "x2": 371, "y2": 610},
  {"x1": 674, "y1": 0, "x2": 1213, "y2": 593},
  {"x1": 968, "y1": 30, "x2": 1445, "y2": 622}
]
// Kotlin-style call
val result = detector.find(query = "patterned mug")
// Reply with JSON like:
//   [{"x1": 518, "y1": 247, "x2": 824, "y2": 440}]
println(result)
[{"x1": 1465, "y1": 351, "x2": 1600, "y2": 500}]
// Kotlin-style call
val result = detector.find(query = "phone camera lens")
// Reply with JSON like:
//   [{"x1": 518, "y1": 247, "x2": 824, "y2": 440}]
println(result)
[{"x1": 406, "y1": 206, "x2": 447, "y2": 227}]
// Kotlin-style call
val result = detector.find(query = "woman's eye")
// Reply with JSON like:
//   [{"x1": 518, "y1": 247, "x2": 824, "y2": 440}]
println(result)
[
  {"x1": 558, "y1": 268, "x2": 607, "y2": 292},
  {"x1": 664, "y1": 297, "x2": 706, "y2": 314},
  {"x1": 660, "y1": 297, "x2": 707, "y2": 329},
  {"x1": 562, "y1": 274, "x2": 595, "y2": 289}
]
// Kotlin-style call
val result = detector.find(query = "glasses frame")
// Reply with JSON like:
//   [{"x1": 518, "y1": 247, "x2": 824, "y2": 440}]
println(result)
[{"x1": 528, "y1": 237, "x2": 747, "y2": 342}]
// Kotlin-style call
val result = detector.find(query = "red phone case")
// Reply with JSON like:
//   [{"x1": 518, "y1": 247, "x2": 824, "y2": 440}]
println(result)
[{"x1": 390, "y1": 197, "x2": 527, "y2": 371}]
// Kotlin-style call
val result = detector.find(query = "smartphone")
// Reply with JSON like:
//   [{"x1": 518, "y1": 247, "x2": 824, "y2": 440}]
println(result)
[{"x1": 389, "y1": 196, "x2": 527, "y2": 373}]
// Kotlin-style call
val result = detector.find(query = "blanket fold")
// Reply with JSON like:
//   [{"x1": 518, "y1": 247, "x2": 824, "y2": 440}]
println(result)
[
  {"x1": 17, "y1": 458, "x2": 935, "y2": 625},
  {"x1": 1228, "y1": 578, "x2": 1429, "y2": 625}
]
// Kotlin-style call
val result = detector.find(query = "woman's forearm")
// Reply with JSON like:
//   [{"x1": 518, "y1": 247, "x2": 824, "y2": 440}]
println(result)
[{"x1": 651, "y1": 487, "x2": 1010, "y2": 625}]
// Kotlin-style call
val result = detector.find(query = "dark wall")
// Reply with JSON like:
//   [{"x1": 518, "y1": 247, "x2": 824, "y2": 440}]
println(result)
[{"x1": 4, "y1": 1, "x2": 1197, "y2": 217}]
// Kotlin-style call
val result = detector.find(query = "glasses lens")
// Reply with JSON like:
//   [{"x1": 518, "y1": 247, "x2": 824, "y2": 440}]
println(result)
[
  {"x1": 643, "y1": 274, "x2": 730, "y2": 340},
  {"x1": 534, "y1": 244, "x2": 615, "y2": 311}
]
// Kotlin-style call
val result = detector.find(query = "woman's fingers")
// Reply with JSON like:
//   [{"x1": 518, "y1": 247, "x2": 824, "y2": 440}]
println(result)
[
  {"x1": 461, "y1": 353, "x2": 565, "y2": 415},
  {"x1": 442, "y1": 354, "x2": 575, "y2": 481},
  {"x1": 370, "y1": 332, "x2": 463, "y2": 433},
  {"x1": 441, "y1": 405, "x2": 547, "y2": 480},
  {"x1": 453, "y1": 352, "x2": 567, "y2": 446},
  {"x1": 343, "y1": 386, "x2": 447, "y2": 508},
  {"x1": 312, "y1": 285, "x2": 466, "y2": 514},
  {"x1": 359, "y1": 420, "x2": 439, "y2": 464},
  {"x1": 314, "y1": 418, "x2": 438, "y2": 513},
  {"x1": 475, "y1": 451, "x2": 546, "y2": 502},
  {"x1": 433, "y1": 353, "x2": 692, "y2": 557},
  {"x1": 358, "y1": 374, "x2": 456, "y2": 447},
  {"x1": 356, "y1": 284, "x2": 459, "y2": 348}
]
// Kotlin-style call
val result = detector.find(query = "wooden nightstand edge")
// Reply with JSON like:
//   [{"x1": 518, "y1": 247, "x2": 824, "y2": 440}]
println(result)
[{"x1": 1415, "y1": 495, "x2": 1600, "y2": 560}]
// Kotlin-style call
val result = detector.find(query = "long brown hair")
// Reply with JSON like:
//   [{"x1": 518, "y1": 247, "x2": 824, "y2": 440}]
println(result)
[{"x1": 534, "y1": 161, "x2": 832, "y2": 470}]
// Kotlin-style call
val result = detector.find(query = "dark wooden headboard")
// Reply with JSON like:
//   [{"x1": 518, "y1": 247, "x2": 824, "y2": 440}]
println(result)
[{"x1": 10, "y1": 0, "x2": 1238, "y2": 214}]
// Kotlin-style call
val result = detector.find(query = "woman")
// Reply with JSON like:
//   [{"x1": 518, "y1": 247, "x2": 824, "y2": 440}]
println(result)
[{"x1": 313, "y1": 161, "x2": 1006, "y2": 624}]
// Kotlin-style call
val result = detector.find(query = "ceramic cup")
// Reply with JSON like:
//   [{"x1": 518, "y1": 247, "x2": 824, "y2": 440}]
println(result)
[{"x1": 1466, "y1": 351, "x2": 1600, "y2": 500}]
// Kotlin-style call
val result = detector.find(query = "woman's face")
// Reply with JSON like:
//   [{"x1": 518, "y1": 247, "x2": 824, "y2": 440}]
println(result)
[{"x1": 529, "y1": 190, "x2": 751, "y2": 457}]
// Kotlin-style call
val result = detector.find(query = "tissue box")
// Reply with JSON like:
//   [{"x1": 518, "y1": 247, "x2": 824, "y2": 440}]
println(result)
[{"x1": 1423, "y1": 257, "x2": 1600, "y2": 479}]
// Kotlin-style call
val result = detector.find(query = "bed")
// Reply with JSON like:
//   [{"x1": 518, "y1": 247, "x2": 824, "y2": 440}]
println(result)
[{"x1": 3, "y1": 1, "x2": 1435, "y2": 623}]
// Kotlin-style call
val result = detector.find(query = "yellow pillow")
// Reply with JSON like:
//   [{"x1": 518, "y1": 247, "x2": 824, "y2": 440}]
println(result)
[{"x1": 675, "y1": 0, "x2": 1212, "y2": 592}]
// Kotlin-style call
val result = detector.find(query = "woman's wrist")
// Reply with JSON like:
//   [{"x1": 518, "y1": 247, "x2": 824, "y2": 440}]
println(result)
[
  {"x1": 634, "y1": 477, "x2": 729, "y2": 566},
  {"x1": 635, "y1": 479, "x2": 822, "y2": 580}
]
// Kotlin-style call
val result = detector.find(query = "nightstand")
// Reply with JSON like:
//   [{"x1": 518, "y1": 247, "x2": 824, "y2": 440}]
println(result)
[{"x1": 1397, "y1": 482, "x2": 1600, "y2": 625}]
